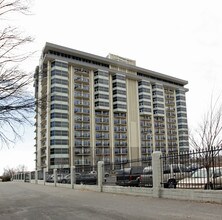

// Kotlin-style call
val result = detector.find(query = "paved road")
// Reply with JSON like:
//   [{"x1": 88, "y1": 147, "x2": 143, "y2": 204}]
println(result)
[{"x1": 0, "y1": 182, "x2": 221, "y2": 220}]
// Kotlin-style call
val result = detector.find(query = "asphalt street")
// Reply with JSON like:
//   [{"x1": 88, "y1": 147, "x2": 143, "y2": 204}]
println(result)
[{"x1": 0, "y1": 182, "x2": 221, "y2": 220}]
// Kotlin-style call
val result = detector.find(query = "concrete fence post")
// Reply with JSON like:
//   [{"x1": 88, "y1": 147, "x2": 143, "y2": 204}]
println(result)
[
  {"x1": 35, "y1": 170, "x2": 38, "y2": 184},
  {"x1": 43, "y1": 168, "x2": 46, "y2": 185},
  {"x1": 53, "y1": 169, "x2": 57, "y2": 187},
  {"x1": 70, "y1": 166, "x2": 75, "y2": 189},
  {"x1": 98, "y1": 161, "x2": 104, "y2": 192},
  {"x1": 152, "y1": 151, "x2": 162, "y2": 198},
  {"x1": 29, "y1": 172, "x2": 31, "y2": 183}
]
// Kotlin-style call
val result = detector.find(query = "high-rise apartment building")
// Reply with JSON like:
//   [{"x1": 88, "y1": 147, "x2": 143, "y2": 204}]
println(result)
[{"x1": 34, "y1": 42, "x2": 189, "y2": 172}]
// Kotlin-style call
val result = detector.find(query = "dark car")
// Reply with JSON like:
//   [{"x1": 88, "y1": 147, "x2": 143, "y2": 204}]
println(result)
[
  {"x1": 187, "y1": 163, "x2": 203, "y2": 172},
  {"x1": 75, "y1": 174, "x2": 97, "y2": 185},
  {"x1": 46, "y1": 174, "x2": 66, "y2": 183},
  {"x1": 139, "y1": 164, "x2": 191, "y2": 188},
  {"x1": 115, "y1": 167, "x2": 143, "y2": 187},
  {"x1": 62, "y1": 173, "x2": 97, "y2": 185},
  {"x1": 60, "y1": 173, "x2": 81, "y2": 184}
]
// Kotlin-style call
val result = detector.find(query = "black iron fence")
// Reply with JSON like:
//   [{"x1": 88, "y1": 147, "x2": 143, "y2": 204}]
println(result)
[
  {"x1": 104, "y1": 147, "x2": 222, "y2": 189},
  {"x1": 25, "y1": 147, "x2": 222, "y2": 190},
  {"x1": 104, "y1": 158, "x2": 152, "y2": 187},
  {"x1": 162, "y1": 147, "x2": 222, "y2": 189}
]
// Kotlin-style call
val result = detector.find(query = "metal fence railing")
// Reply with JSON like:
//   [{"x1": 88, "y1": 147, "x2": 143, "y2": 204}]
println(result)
[
  {"x1": 162, "y1": 147, "x2": 222, "y2": 190},
  {"x1": 18, "y1": 146, "x2": 222, "y2": 190},
  {"x1": 104, "y1": 158, "x2": 152, "y2": 187}
]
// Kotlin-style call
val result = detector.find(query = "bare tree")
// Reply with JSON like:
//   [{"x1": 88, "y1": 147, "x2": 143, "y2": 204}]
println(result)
[
  {"x1": 189, "y1": 96, "x2": 222, "y2": 188},
  {"x1": 0, "y1": 0, "x2": 35, "y2": 147},
  {"x1": 1, "y1": 164, "x2": 27, "y2": 181},
  {"x1": 16, "y1": 164, "x2": 27, "y2": 172},
  {"x1": 2, "y1": 166, "x2": 16, "y2": 181}
]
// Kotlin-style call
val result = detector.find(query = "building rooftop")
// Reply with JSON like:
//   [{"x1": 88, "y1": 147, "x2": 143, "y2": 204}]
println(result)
[{"x1": 42, "y1": 42, "x2": 188, "y2": 87}]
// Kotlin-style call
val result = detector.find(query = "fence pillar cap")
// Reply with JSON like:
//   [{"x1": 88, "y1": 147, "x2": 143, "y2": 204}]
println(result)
[
  {"x1": 152, "y1": 151, "x2": 162, "y2": 156},
  {"x1": 98, "y1": 161, "x2": 104, "y2": 166}
]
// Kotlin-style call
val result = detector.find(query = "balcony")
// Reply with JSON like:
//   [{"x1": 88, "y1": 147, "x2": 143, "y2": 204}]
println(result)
[
  {"x1": 114, "y1": 149, "x2": 128, "y2": 155},
  {"x1": 96, "y1": 150, "x2": 110, "y2": 156},
  {"x1": 114, "y1": 142, "x2": 127, "y2": 147},
  {"x1": 165, "y1": 95, "x2": 174, "y2": 100},
  {"x1": 75, "y1": 150, "x2": 90, "y2": 156},
  {"x1": 74, "y1": 160, "x2": 91, "y2": 165},
  {"x1": 74, "y1": 77, "x2": 89, "y2": 84},
  {"x1": 165, "y1": 101, "x2": 175, "y2": 106}
]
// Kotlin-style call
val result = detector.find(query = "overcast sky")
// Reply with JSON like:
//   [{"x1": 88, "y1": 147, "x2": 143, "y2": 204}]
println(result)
[{"x1": 1, "y1": 0, "x2": 222, "y2": 174}]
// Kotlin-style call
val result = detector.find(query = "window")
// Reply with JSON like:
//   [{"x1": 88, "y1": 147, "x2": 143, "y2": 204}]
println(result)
[
  {"x1": 152, "y1": 84, "x2": 163, "y2": 89},
  {"x1": 178, "y1": 124, "x2": 188, "y2": 129},
  {"x1": 51, "y1": 61, "x2": 68, "y2": 69},
  {"x1": 50, "y1": 113, "x2": 68, "y2": 119},
  {"x1": 152, "y1": 91, "x2": 163, "y2": 96},
  {"x1": 139, "y1": 94, "x2": 151, "y2": 100},
  {"x1": 139, "y1": 108, "x2": 151, "y2": 113},
  {"x1": 50, "y1": 139, "x2": 69, "y2": 145},
  {"x1": 113, "y1": 104, "x2": 126, "y2": 109},
  {"x1": 176, "y1": 96, "x2": 186, "y2": 101},
  {"x1": 51, "y1": 95, "x2": 68, "y2": 102},
  {"x1": 51, "y1": 69, "x2": 68, "y2": 78},
  {"x1": 94, "y1": 78, "x2": 109, "y2": 85},
  {"x1": 177, "y1": 101, "x2": 186, "y2": 107},
  {"x1": 154, "y1": 110, "x2": 164, "y2": 115},
  {"x1": 140, "y1": 101, "x2": 151, "y2": 106},
  {"x1": 176, "y1": 90, "x2": 185, "y2": 95},
  {"x1": 112, "y1": 82, "x2": 126, "y2": 88},
  {"x1": 50, "y1": 121, "x2": 68, "y2": 127},
  {"x1": 138, "y1": 88, "x2": 150, "y2": 93},
  {"x1": 177, "y1": 107, "x2": 187, "y2": 112},
  {"x1": 94, "y1": 86, "x2": 109, "y2": 92},
  {"x1": 51, "y1": 86, "x2": 68, "y2": 94},
  {"x1": 50, "y1": 148, "x2": 69, "y2": 154},
  {"x1": 95, "y1": 101, "x2": 109, "y2": 107},
  {"x1": 51, "y1": 104, "x2": 68, "y2": 110},
  {"x1": 51, "y1": 78, "x2": 68, "y2": 85},
  {"x1": 113, "y1": 89, "x2": 126, "y2": 95},
  {"x1": 94, "y1": 70, "x2": 108, "y2": 77},
  {"x1": 178, "y1": 119, "x2": 187, "y2": 124},
  {"x1": 138, "y1": 81, "x2": 150, "y2": 86},
  {"x1": 50, "y1": 130, "x2": 69, "y2": 136},
  {"x1": 153, "y1": 103, "x2": 164, "y2": 108},
  {"x1": 113, "y1": 97, "x2": 126, "y2": 102},
  {"x1": 112, "y1": 74, "x2": 125, "y2": 81},
  {"x1": 177, "y1": 113, "x2": 187, "y2": 118},
  {"x1": 50, "y1": 158, "x2": 69, "y2": 165},
  {"x1": 153, "y1": 97, "x2": 164, "y2": 102},
  {"x1": 95, "y1": 94, "x2": 109, "y2": 99}
]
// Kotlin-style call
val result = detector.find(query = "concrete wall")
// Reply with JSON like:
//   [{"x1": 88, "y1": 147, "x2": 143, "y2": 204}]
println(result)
[
  {"x1": 15, "y1": 154, "x2": 222, "y2": 204},
  {"x1": 25, "y1": 180, "x2": 222, "y2": 204}
]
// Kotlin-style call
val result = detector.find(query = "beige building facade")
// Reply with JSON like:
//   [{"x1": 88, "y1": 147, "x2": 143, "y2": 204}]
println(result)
[{"x1": 34, "y1": 42, "x2": 189, "y2": 172}]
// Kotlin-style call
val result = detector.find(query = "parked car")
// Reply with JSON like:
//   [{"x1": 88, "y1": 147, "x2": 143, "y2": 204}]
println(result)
[
  {"x1": 186, "y1": 163, "x2": 203, "y2": 172},
  {"x1": 89, "y1": 170, "x2": 110, "y2": 178},
  {"x1": 139, "y1": 164, "x2": 190, "y2": 188},
  {"x1": 115, "y1": 167, "x2": 143, "y2": 187},
  {"x1": 177, "y1": 167, "x2": 222, "y2": 189},
  {"x1": 60, "y1": 173, "x2": 81, "y2": 184},
  {"x1": 46, "y1": 174, "x2": 66, "y2": 183},
  {"x1": 75, "y1": 174, "x2": 97, "y2": 185},
  {"x1": 138, "y1": 166, "x2": 153, "y2": 187},
  {"x1": 89, "y1": 171, "x2": 97, "y2": 175},
  {"x1": 60, "y1": 173, "x2": 97, "y2": 185}
]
